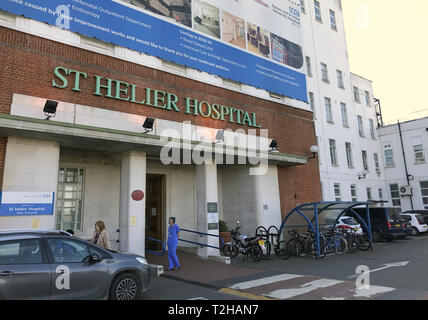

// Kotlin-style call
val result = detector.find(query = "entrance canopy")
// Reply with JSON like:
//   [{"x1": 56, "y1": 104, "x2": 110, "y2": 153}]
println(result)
[{"x1": 278, "y1": 201, "x2": 374, "y2": 255}]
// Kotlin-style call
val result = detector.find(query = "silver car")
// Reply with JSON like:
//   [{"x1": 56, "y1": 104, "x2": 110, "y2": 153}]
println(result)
[{"x1": 0, "y1": 230, "x2": 152, "y2": 300}]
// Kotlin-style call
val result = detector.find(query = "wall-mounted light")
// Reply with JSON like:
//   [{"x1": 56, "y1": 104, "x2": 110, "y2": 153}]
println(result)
[
  {"x1": 309, "y1": 145, "x2": 319, "y2": 158},
  {"x1": 215, "y1": 129, "x2": 224, "y2": 143},
  {"x1": 269, "y1": 139, "x2": 278, "y2": 152},
  {"x1": 43, "y1": 100, "x2": 58, "y2": 120},
  {"x1": 142, "y1": 117, "x2": 155, "y2": 133},
  {"x1": 358, "y1": 169, "x2": 368, "y2": 180}
]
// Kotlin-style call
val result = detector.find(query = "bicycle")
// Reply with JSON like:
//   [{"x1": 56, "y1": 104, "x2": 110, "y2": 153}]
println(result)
[{"x1": 320, "y1": 226, "x2": 348, "y2": 255}]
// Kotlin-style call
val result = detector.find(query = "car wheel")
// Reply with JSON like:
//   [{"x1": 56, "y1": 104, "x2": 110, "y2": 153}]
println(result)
[
  {"x1": 372, "y1": 230, "x2": 383, "y2": 242},
  {"x1": 411, "y1": 227, "x2": 419, "y2": 236},
  {"x1": 110, "y1": 273, "x2": 140, "y2": 300}
]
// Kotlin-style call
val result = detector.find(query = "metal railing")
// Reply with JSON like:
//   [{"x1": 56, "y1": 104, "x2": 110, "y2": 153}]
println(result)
[
  {"x1": 145, "y1": 236, "x2": 166, "y2": 256},
  {"x1": 179, "y1": 228, "x2": 224, "y2": 250}
]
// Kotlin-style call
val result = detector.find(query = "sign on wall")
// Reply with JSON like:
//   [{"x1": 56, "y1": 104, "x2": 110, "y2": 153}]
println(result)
[
  {"x1": 0, "y1": 192, "x2": 55, "y2": 216},
  {"x1": 0, "y1": 0, "x2": 307, "y2": 102}
]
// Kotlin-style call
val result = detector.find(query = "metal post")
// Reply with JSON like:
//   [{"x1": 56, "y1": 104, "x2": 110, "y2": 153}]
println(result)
[
  {"x1": 314, "y1": 203, "x2": 320, "y2": 258},
  {"x1": 365, "y1": 203, "x2": 373, "y2": 251}
]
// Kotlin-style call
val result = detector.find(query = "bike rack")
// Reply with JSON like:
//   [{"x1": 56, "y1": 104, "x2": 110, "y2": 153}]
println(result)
[
  {"x1": 145, "y1": 236, "x2": 166, "y2": 256},
  {"x1": 278, "y1": 201, "x2": 374, "y2": 258},
  {"x1": 179, "y1": 228, "x2": 224, "y2": 250}
]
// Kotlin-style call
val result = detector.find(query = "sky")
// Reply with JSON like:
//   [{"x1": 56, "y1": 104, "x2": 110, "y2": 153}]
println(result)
[{"x1": 341, "y1": 0, "x2": 428, "y2": 125}]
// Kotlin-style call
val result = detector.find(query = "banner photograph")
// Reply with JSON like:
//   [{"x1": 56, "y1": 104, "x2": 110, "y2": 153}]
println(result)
[{"x1": 1, "y1": 0, "x2": 307, "y2": 102}]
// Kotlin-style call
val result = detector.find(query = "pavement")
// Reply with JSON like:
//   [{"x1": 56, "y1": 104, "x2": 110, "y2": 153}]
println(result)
[{"x1": 146, "y1": 239, "x2": 428, "y2": 300}]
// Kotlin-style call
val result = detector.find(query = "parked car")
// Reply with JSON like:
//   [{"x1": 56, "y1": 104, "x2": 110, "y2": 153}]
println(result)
[
  {"x1": 400, "y1": 213, "x2": 428, "y2": 236},
  {"x1": 403, "y1": 210, "x2": 428, "y2": 226},
  {"x1": 0, "y1": 230, "x2": 152, "y2": 300},
  {"x1": 328, "y1": 216, "x2": 363, "y2": 235},
  {"x1": 351, "y1": 207, "x2": 407, "y2": 242}
]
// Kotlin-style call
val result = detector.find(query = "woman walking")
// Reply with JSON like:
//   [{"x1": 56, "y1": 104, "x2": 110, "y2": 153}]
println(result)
[
  {"x1": 167, "y1": 217, "x2": 180, "y2": 271},
  {"x1": 91, "y1": 220, "x2": 111, "y2": 250}
]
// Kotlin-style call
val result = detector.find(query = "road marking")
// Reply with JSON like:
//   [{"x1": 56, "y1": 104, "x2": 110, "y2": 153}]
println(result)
[
  {"x1": 354, "y1": 285, "x2": 395, "y2": 298},
  {"x1": 187, "y1": 297, "x2": 208, "y2": 300},
  {"x1": 218, "y1": 288, "x2": 278, "y2": 300},
  {"x1": 348, "y1": 261, "x2": 409, "y2": 279},
  {"x1": 263, "y1": 279, "x2": 344, "y2": 300},
  {"x1": 230, "y1": 274, "x2": 302, "y2": 290}
]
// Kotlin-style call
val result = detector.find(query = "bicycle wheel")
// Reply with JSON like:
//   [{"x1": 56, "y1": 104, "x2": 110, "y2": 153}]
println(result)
[
  {"x1": 222, "y1": 243, "x2": 239, "y2": 258},
  {"x1": 356, "y1": 234, "x2": 371, "y2": 251},
  {"x1": 346, "y1": 235, "x2": 358, "y2": 254},
  {"x1": 334, "y1": 236, "x2": 348, "y2": 255},
  {"x1": 249, "y1": 244, "x2": 263, "y2": 262},
  {"x1": 286, "y1": 238, "x2": 303, "y2": 257},
  {"x1": 311, "y1": 236, "x2": 327, "y2": 259}
]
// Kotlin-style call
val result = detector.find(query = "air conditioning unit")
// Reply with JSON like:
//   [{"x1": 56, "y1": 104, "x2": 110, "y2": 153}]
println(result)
[{"x1": 399, "y1": 185, "x2": 412, "y2": 196}]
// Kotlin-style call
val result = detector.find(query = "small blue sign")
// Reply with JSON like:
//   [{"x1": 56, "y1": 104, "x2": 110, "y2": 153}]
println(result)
[{"x1": 0, "y1": 192, "x2": 55, "y2": 216}]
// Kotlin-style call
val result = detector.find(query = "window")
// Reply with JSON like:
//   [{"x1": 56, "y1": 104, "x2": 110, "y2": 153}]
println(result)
[
  {"x1": 420, "y1": 181, "x2": 428, "y2": 209},
  {"x1": 341, "y1": 102, "x2": 349, "y2": 127},
  {"x1": 300, "y1": 0, "x2": 306, "y2": 13},
  {"x1": 369, "y1": 119, "x2": 376, "y2": 140},
  {"x1": 329, "y1": 9, "x2": 337, "y2": 30},
  {"x1": 357, "y1": 115, "x2": 365, "y2": 137},
  {"x1": 336, "y1": 70, "x2": 344, "y2": 88},
  {"x1": 305, "y1": 56, "x2": 312, "y2": 77},
  {"x1": 366, "y1": 187, "x2": 372, "y2": 201},
  {"x1": 390, "y1": 184, "x2": 401, "y2": 208},
  {"x1": 350, "y1": 185, "x2": 357, "y2": 202},
  {"x1": 353, "y1": 86, "x2": 360, "y2": 103},
  {"x1": 334, "y1": 183, "x2": 341, "y2": 201},
  {"x1": 314, "y1": 0, "x2": 322, "y2": 22},
  {"x1": 321, "y1": 63, "x2": 329, "y2": 82},
  {"x1": 309, "y1": 92, "x2": 316, "y2": 119},
  {"x1": 383, "y1": 144, "x2": 395, "y2": 167},
  {"x1": 345, "y1": 142, "x2": 353, "y2": 168},
  {"x1": 378, "y1": 188, "x2": 384, "y2": 207},
  {"x1": 325, "y1": 97, "x2": 333, "y2": 123},
  {"x1": 413, "y1": 141, "x2": 425, "y2": 163},
  {"x1": 374, "y1": 153, "x2": 380, "y2": 172},
  {"x1": 365, "y1": 91, "x2": 371, "y2": 106},
  {"x1": 0, "y1": 239, "x2": 42, "y2": 265},
  {"x1": 56, "y1": 167, "x2": 86, "y2": 231},
  {"x1": 47, "y1": 238, "x2": 89, "y2": 263},
  {"x1": 362, "y1": 150, "x2": 368, "y2": 171},
  {"x1": 329, "y1": 139, "x2": 338, "y2": 166}
]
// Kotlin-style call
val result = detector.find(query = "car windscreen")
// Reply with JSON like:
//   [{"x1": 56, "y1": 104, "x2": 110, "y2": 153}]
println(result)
[
  {"x1": 388, "y1": 208, "x2": 402, "y2": 222},
  {"x1": 342, "y1": 217, "x2": 359, "y2": 225},
  {"x1": 416, "y1": 214, "x2": 425, "y2": 224}
]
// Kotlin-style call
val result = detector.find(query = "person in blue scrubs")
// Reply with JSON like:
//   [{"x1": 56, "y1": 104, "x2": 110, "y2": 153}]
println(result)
[{"x1": 167, "y1": 217, "x2": 180, "y2": 271}]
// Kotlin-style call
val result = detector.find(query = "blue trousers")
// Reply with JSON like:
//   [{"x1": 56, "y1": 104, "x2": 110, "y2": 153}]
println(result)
[{"x1": 168, "y1": 246, "x2": 180, "y2": 269}]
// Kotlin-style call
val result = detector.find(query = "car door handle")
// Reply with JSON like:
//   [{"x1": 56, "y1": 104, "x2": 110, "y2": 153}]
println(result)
[{"x1": 0, "y1": 271, "x2": 14, "y2": 276}]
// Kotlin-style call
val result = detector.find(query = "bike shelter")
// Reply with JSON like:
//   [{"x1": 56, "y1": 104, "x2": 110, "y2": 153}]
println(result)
[{"x1": 277, "y1": 201, "x2": 374, "y2": 258}]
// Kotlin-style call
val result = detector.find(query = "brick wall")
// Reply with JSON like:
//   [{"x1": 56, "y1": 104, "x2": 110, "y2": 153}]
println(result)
[{"x1": 0, "y1": 27, "x2": 321, "y2": 214}]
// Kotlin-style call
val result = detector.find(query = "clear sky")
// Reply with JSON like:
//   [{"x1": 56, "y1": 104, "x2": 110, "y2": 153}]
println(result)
[{"x1": 341, "y1": 0, "x2": 428, "y2": 125}]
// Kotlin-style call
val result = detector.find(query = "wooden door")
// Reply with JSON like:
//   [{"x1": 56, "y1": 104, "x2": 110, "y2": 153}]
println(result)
[{"x1": 145, "y1": 175, "x2": 164, "y2": 251}]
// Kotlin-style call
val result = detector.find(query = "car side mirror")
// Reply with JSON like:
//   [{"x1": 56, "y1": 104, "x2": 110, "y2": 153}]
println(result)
[{"x1": 89, "y1": 254, "x2": 103, "y2": 264}]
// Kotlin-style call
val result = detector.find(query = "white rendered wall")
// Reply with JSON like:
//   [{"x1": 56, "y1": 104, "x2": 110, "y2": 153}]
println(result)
[
  {"x1": 0, "y1": 137, "x2": 60, "y2": 230},
  {"x1": 379, "y1": 117, "x2": 428, "y2": 211}
]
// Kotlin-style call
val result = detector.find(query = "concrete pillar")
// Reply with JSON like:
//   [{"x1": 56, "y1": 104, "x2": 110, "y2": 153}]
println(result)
[
  {"x1": 119, "y1": 151, "x2": 146, "y2": 256},
  {"x1": 0, "y1": 137, "x2": 60, "y2": 230},
  {"x1": 196, "y1": 162, "x2": 219, "y2": 258}
]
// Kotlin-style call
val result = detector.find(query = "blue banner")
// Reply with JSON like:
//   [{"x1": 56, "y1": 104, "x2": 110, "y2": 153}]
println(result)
[{"x1": 0, "y1": 0, "x2": 307, "y2": 102}]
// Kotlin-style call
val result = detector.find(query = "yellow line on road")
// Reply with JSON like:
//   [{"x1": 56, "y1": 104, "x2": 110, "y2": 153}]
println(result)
[{"x1": 218, "y1": 288, "x2": 279, "y2": 300}]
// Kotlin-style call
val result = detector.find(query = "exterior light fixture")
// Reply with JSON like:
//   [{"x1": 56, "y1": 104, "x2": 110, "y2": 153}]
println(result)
[
  {"x1": 43, "y1": 100, "x2": 58, "y2": 120},
  {"x1": 269, "y1": 139, "x2": 278, "y2": 152},
  {"x1": 142, "y1": 117, "x2": 155, "y2": 133},
  {"x1": 358, "y1": 169, "x2": 368, "y2": 180},
  {"x1": 215, "y1": 129, "x2": 224, "y2": 143},
  {"x1": 309, "y1": 145, "x2": 319, "y2": 158}
]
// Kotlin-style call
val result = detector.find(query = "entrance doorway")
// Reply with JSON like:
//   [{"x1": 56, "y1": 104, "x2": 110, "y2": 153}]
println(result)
[{"x1": 145, "y1": 174, "x2": 165, "y2": 251}]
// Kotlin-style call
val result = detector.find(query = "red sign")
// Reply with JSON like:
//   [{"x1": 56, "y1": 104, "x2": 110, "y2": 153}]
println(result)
[{"x1": 131, "y1": 190, "x2": 144, "y2": 201}]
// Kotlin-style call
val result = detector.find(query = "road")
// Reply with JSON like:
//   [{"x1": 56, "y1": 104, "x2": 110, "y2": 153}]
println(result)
[{"x1": 143, "y1": 234, "x2": 428, "y2": 300}]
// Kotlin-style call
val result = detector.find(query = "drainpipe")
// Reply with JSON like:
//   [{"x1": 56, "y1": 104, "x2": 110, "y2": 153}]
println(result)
[{"x1": 397, "y1": 121, "x2": 414, "y2": 210}]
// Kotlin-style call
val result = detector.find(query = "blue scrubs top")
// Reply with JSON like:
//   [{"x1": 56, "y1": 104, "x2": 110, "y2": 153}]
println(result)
[{"x1": 167, "y1": 224, "x2": 180, "y2": 247}]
